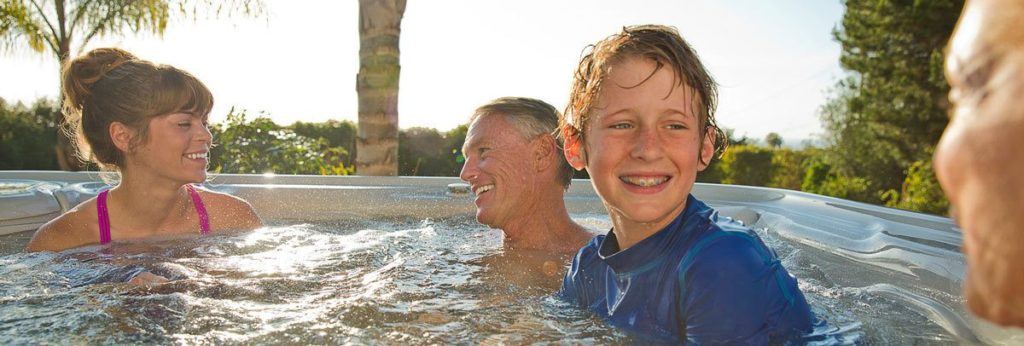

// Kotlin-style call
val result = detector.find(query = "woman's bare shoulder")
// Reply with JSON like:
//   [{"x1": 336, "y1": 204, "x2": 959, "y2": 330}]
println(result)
[
  {"x1": 195, "y1": 188, "x2": 263, "y2": 231},
  {"x1": 26, "y1": 199, "x2": 100, "y2": 252}
]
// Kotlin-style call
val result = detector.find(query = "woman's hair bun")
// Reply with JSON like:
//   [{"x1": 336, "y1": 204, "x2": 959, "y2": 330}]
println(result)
[{"x1": 61, "y1": 47, "x2": 138, "y2": 108}]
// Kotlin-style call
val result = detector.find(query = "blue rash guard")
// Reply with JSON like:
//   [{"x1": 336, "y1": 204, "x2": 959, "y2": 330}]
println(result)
[{"x1": 559, "y1": 195, "x2": 815, "y2": 344}]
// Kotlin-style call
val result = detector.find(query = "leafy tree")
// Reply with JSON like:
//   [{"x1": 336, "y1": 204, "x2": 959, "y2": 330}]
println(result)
[
  {"x1": 399, "y1": 127, "x2": 445, "y2": 176},
  {"x1": 823, "y1": 0, "x2": 963, "y2": 203},
  {"x1": 765, "y1": 132, "x2": 783, "y2": 148},
  {"x1": 720, "y1": 145, "x2": 775, "y2": 187},
  {"x1": 801, "y1": 158, "x2": 871, "y2": 201},
  {"x1": 0, "y1": 97, "x2": 59, "y2": 169},
  {"x1": 208, "y1": 109, "x2": 352, "y2": 175},
  {"x1": 882, "y1": 160, "x2": 949, "y2": 215},
  {"x1": 697, "y1": 127, "x2": 749, "y2": 183},
  {"x1": 768, "y1": 148, "x2": 812, "y2": 190},
  {"x1": 397, "y1": 125, "x2": 468, "y2": 176},
  {"x1": 0, "y1": 0, "x2": 263, "y2": 170},
  {"x1": 290, "y1": 119, "x2": 357, "y2": 167}
]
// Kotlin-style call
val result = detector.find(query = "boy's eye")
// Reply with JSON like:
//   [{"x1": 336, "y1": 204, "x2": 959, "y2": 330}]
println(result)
[
  {"x1": 666, "y1": 123, "x2": 688, "y2": 130},
  {"x1": 610, "y1": 123, "x2": 632, "y2": 129}
]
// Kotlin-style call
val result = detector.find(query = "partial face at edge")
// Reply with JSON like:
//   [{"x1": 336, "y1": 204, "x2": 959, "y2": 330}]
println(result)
[
  {"x1": 936, "y1": 0, "x2": 1024, "y2": 327},
  {"x1": 565, "y1": 57, "x2": 714, "y2": 227}
]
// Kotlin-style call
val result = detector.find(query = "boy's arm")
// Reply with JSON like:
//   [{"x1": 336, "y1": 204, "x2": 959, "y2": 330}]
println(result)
[{"x1": 679, "y1": 235, "x2": 780, "y2": 344}]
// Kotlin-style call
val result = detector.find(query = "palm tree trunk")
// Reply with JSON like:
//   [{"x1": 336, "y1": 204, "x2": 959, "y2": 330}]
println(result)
[
  {"x1": 356, "y1": 0, "x2": 405, "y2": 176},
  {"x1": 54, "y1": 0, "x2": 83, "y2": 171}
]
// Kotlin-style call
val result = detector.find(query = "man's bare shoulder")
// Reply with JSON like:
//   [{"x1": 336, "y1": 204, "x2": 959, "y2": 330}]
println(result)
[
  {"x1": 195, "y1": 189, "x2": 263, "y2": 231},
  {"x1": 26, "y1": 199, "x2": 99, "y2": 252}
]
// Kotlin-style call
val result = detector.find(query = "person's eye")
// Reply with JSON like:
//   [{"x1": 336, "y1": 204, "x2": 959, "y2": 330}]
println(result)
[
  {"x1": 610, "y1": 122, "x2": 632, "y2": 129},
  {"x1": 178, "y1": 121, "x2": 191, "y2": 128},
  {"x1": 963, "y1": 62, "x2": 992, "y2": 90},
  {"x1": 666, "y1": 123, "x2": 688, "y2": 130}
]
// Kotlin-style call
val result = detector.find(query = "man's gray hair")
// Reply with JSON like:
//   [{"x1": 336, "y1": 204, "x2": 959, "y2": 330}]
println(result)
[{"x1": 469, "y1": 97, "x2": 574, "y2": 188}]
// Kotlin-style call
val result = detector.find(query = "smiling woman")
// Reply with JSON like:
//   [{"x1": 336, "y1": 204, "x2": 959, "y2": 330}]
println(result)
[{"x1": 25, "y1": 48, "x2": 262, "y2": 254}]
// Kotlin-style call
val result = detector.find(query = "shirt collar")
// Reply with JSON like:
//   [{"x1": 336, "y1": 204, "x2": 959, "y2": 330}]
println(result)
[{"x1": 597, "y1": 195, "x2": 712, "y2": 275}]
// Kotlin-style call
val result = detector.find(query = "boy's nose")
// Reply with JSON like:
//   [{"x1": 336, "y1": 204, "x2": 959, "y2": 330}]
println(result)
[{"x1": 631, "y1": 128, "x2": 665, "y2": 161}]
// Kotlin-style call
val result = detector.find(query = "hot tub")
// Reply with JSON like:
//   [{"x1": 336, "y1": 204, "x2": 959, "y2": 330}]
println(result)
[{"x1": 0, "y1": 171, "x2": 1021, "y2": 344}]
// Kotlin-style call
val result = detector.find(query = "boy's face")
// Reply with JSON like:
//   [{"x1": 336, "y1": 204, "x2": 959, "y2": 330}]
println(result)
[{"x1": 567, "y1": 57, "x2": 714, "y2": 229}]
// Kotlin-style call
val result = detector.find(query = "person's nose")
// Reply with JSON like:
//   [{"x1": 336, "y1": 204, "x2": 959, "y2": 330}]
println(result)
[
  {"x1": 196, "y1": 122, "x2": 213, "y2": 145},
  {"x1": 630, "y1": 126, "x2": 665, "y2": 161},
  {"x1": 460, "y1": 155, "x2": 478, "y2": 182}
]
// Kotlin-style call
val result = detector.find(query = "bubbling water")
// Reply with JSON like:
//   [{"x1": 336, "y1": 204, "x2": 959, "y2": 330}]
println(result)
[
  {"x1": 1, "y1": 208, "x2": 1018, "y2": 344},
  {"x1": 0, "y1": 217, "x2": 622, "y2": 344}
]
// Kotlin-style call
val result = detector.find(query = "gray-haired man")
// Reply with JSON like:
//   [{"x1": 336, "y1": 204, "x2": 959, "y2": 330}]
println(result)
[{"x1": 460, "y1": 97, "x2": 591, "y2": 253}]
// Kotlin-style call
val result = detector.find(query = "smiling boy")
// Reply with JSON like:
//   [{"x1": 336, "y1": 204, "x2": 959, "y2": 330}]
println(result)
[{"x1": 557, "y1": 25, "x2": 815, "y2": 343}]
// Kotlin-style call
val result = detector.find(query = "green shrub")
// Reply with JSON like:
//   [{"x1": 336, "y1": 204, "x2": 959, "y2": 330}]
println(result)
[
  {"x1": 882, "y1": 160, "x2": 949, "y2": 215},
  {"x1": 720, "y1": 145, "x2": 775, "y2": 186},
  {"x1": 289, "y1": 119, "x2": 358, "y2": 167},
  {"x1": 209, "y1": 109, "x2": 352, "y2": 175},
  {"x1": 801, "y1": 159, "x2": 871, "y2": 201},
  {"x1": 0, "y1": 98, "x2": 60, "y2": 170},
  {"x1": 768, "y1": 148, "x2": 811, "y2": 190}
]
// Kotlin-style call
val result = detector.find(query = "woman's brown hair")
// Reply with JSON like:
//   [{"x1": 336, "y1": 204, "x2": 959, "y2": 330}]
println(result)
[{"x1": 61, "y1": 47, "x2": 214, "y2": 170}]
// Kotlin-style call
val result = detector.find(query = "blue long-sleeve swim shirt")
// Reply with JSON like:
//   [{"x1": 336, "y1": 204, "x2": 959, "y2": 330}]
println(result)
[{"x1": 559, "y1": 195, "x2": 815, "y2": 344}]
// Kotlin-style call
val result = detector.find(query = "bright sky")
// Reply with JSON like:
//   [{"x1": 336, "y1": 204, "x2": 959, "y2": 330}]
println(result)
[{"x1": 0, "y1": 0, "x2": 843, "y2": 144}]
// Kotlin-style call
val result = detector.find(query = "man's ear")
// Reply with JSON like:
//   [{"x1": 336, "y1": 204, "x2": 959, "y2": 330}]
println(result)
[
  {"x1": 562, "y1": 127, "x2": 587, "y2": 170},
  {"x1": 109, "y1": 122, "x2": 135, "y2": 153},
  {"x1": 532, "y1": 134, "x2": 557, "y2": 172},
  {"x1": 697, "y1": 130, "x2": 716, "y2": 171}
]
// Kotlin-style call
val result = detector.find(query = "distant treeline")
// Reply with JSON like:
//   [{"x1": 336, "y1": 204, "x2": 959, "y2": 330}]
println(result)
[
  {"x1": 0, "y1": 100, "x2": 467, "y2": 177},
  {"x1": 1, "y1": 98, "x2": 946, "y2": 215}
]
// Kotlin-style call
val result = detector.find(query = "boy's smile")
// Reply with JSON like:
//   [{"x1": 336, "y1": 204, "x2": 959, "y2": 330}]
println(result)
[
  {"x1": 568, "y1": 56, "x2": 714, "y2": 246},
  {"x1": 620, "y1": 174, "x2": 672, "y2": 193}
]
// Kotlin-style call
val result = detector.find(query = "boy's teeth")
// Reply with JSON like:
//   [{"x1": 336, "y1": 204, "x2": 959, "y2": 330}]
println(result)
[
  {"x1": 474, "y1": 184, "x2": 494, "y2": 195},
  {"x1": 621, "y1": 176, "x2": 668, "y2": 187}
]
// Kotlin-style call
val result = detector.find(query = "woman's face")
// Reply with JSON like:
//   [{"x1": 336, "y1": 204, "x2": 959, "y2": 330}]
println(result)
[{"x1": 128, "y1": 112, "x2": 212, "y2": 184}]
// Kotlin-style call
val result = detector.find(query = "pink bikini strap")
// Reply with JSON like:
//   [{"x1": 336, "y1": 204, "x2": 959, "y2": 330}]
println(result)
[
  {"x1": 97, "y1": 190, "x2": 112, "y2": 244},
  {"x1": 187, "y1": 184, "x2": 211, "y2": 234}
]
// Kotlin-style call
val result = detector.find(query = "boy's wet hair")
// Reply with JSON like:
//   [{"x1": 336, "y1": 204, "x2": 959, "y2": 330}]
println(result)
[
  {"x1": 62, "y1": 47, "x2": 214, "y2": 170},
  {"x1": 561, "y1": 25, "x2": 727, "y2": 164}
]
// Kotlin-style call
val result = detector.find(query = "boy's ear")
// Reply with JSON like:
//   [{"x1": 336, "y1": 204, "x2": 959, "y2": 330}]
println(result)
[
  {"x1": 532, "y1": 134, "x2": 556, "y2": 172},
  {"x1": 697, "y1": 130, "x2": 716, "y2": 171},
  {"x1": 109, "y1": 122, "x2": 135, "y2": 153},
  {"x1": 562, "y1": 127, "x2": 587, "y2": 170}
]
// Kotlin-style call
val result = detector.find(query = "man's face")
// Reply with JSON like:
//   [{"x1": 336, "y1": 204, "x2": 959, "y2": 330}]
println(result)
[
  {"x1": 460, "y1": 116, "x2": 538, "y2": 228},
  {"x1": 936, "y1": 0, "x2": 1024, "y2": 327}
]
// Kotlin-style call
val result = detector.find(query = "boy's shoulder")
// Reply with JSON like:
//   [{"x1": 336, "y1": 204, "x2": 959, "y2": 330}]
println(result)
[
  {"x1": 678, "y1": 214, "x2": 773, "y2": 277},
  {"x1": 570, "y1": 233, "x2": 607, "y2": 266}
]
